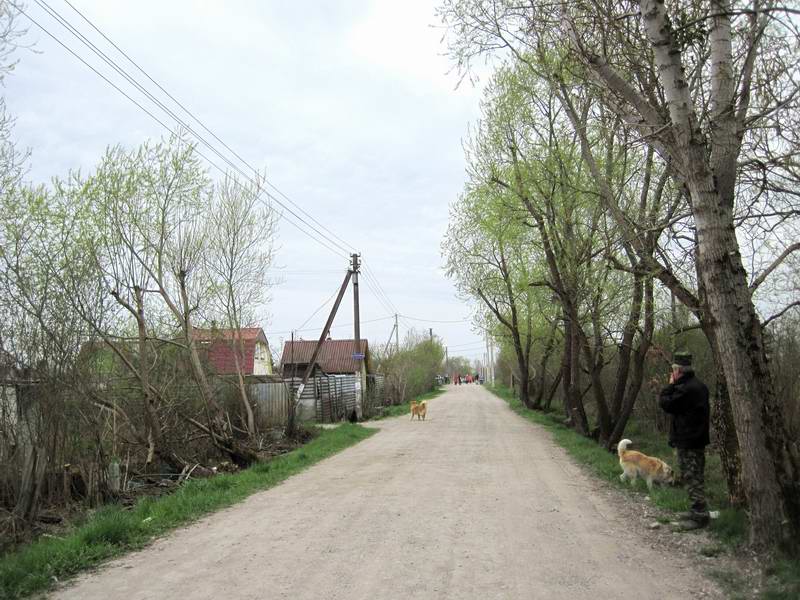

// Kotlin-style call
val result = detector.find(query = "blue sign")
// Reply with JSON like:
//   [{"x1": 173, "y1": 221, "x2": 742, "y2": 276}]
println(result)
[{"x1": 352, "y1": 353, "x2": 365, "y2": 360}]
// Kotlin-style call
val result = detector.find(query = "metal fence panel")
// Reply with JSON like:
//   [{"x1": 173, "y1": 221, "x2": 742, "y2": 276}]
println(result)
[{"x1": 249, "y1": 381, "x2": 289, "y2": 427}]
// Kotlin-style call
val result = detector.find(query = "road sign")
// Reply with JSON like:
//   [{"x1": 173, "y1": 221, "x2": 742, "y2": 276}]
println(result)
[{"x1": 352, "y1": 353, "x2": 365, "y2": 360}]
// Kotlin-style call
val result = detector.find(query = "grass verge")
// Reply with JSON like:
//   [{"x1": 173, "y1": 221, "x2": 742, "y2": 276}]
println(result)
[
  {"x1": 486, "y1": 383, "x2": 731, "y2": 519},
  {"x1": 487, "y1": 383, "x2": 800, "y2": 598},
  {"x1": 369, "y1": 387, "x2": 445, "y2": 420},
  {"x1": 0, "y1": 423, "x2": 376, "y2": 599}
]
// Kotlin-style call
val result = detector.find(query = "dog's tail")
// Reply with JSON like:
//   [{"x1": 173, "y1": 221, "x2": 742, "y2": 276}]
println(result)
[{"x1": 617, "y1": 439, "x2": 632, "y2": 456}]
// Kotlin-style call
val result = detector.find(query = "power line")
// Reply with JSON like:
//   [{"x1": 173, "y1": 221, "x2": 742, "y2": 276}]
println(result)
[
  {"x1": 269, "y1": 315, "x2": 393, "y2": 336},
  {"x1": 359, "y1": 264, "x2": 416, "y2": 331},
  {"x1": 361, "y1": 272, "x2": 395, "y2": 316},
  {"x1": 400, "y1": 314, "x2": 470, "y2": 324},
  {"x1": 62, "y1": 0, "x2": 359, "y2": 259},
  {"x1": 364, "y1": 265, "x2": 400, "y2": 313},
  {"x1": 22, "y1": 1, "x2": 352, "y2": 260},
  {"x1": 22, "y1": 2, "x2": 427, "y2": 336},
  {"x1": 295, "y1": 289, "x2": 338, "y2": 332},
  {"x1": 446, "y1": 341, "x2": 486, "y2": 349},
  {"x1": 361, "y1": 264, "x2": 397, "y2": 313}
]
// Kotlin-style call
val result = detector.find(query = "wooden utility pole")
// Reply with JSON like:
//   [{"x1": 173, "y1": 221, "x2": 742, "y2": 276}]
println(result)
[
  {"x1": 384, "y1": 321, "x2": 397, "y2": 354},
  {"x1": 352, "y1": 253, "x2": 361, "y2": 349},
  {"x1": 395, "y1": 313, "x2": 400, "y2": 352},
  {"x1": 295, "y1": 269, "x2": 353, "y2": 399}
]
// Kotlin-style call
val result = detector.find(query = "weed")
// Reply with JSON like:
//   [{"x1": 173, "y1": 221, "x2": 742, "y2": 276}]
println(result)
[
  {"x1": 709, "y1": 509, "x2": 748, "y2": 546},
  {"x1": 699, "y1": 544, "x2": 724, "y2": 558},
  {"x1": 708, "y1": 568, "x2": 750, "y2": 600},
  {"x1": 763, "y1": 558, "x2": 800, "y2": 599}
]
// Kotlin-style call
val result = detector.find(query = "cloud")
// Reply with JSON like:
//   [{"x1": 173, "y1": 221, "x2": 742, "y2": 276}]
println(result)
[{"x1": 4, "y1": 0, "x2": 489, "y2": 353}]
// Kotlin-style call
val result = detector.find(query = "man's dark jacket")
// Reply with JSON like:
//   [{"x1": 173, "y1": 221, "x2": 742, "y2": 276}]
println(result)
[{"x1": 658, "y1": 371, "x2": 710, "y2": 449}]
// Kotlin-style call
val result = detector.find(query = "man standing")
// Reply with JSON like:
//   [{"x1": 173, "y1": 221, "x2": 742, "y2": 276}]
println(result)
[{"x1": 659, "y1": 351, "x2": 711, "y2": 530}]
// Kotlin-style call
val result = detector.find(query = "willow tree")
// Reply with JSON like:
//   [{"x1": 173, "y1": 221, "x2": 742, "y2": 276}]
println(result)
[
  {"x1": 444, "y1": 181, "x2": 541, "y2": 408},
  {"x1": 440, "y1": 0, "x2": 800, "y2": 550},
  {"x1": 460, "y1": 62, "x2": 661, "y2": 442}
]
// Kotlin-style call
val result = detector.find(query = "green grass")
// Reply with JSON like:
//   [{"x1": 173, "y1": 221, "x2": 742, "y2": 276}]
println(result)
[
  {"x1": 0, "y1": 423, "x2": 376, "y2": 599},
  {"x1": 762, "y1": 558, "x2": 800, "y2": 599},
  {"x1": 370, "y1": 387, "x2": 445, "y2": 420}
]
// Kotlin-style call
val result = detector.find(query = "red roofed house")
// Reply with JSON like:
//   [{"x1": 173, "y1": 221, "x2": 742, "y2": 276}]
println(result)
[{"x1": 194, "y1": 327, "x2": 273, "y2": 376}]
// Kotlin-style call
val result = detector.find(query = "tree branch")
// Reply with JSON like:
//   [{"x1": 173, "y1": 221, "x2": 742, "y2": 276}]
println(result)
[{"x1": 749, "y1": 242, "x2": 800, "y2": 291}]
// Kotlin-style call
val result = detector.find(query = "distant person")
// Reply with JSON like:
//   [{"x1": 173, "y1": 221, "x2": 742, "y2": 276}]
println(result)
[{"x1": 659, "y1": 351, "x2": 711, "y2": 531}]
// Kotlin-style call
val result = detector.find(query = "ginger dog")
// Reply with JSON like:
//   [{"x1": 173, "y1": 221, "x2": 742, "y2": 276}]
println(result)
[
  {"x1": 617, "y1": 439, "x2": 675, "y2": 490},
  {"x1": 410, "y1": 400, "x2": 427, "y2": 421}
]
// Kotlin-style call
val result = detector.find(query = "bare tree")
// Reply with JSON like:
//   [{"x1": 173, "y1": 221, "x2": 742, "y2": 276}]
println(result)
[{"x1": 206, "y1": 171, "x2": 276, "y2": 437}]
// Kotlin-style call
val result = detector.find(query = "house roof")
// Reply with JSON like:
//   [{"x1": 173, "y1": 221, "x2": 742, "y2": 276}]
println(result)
[
  {"x1": 281, "y1": 339, "x2": 369, "y2": 374},
  {"x1": 192, "y1": 327, "x2": 267, "y2": 343}
]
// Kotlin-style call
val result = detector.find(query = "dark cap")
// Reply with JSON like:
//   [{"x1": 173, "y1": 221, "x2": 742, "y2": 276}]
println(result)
[{"x1": 673, "y1": 351, "x2": 692, "y2": 367}]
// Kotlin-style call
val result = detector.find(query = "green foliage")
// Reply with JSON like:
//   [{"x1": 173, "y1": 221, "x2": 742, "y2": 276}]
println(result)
[
  {"x1": 0, "y1": 424, "x2": 375, "y2": 599},
  {"x1": 376, "y1": 332, "x2": 445, "y2": 404}
]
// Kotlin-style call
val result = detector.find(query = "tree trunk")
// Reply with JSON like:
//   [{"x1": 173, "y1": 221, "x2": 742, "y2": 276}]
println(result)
[
  {"x1": 578, "y1": 318, "x2": 611, "y2": 442},
  {"x1": 14, "y1": 445, "x2": 47, "y2": 522},
  {"x1": 232, "y1": 342, "x2": 256, "y2": 437},
  {"x1": 544, "y1": 369, "x2": 562, "y2": 412},
  {"x1": 178, "y1": 272, "x2": 257, "y2": 468},
  {"x1": 607, "y1": 277, "x2": 654, "y2": 448},
  {"x1": 561, "y1": 316, "x2": 573, "y2": 420},
  {"x1": 639, "y1": 0, "x2": 800, "y2": 549},
  {"x1": 533, "y1": 321, "x2": 558, "y2": 409},
  {"x1": 567, "y1": 320, "x2": 590, "y2": 435},
  {"x1": 134, "y1": 287, "x2": 164, "y2": 465},
  {"x1": 691, "y1": 202, "x2": 799, "y2": 546},
  {"x1": 610, "y1": 275, "x2": 644, "y2": 422}
]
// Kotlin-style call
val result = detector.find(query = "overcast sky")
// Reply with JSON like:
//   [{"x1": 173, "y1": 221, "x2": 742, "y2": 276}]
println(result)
[{"x1": 5, "y1": 0, "x2": 495, "y2": 365}]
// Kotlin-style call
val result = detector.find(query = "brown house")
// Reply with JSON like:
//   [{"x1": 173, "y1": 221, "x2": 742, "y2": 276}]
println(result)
[{"x1": 280, "y1": 339, "x2": 369, "y2": 378}]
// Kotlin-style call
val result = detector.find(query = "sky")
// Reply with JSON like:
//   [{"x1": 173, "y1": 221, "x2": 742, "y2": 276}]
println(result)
[{"x1": 4, "y1": 0, "x2": 493, "y2": 366}]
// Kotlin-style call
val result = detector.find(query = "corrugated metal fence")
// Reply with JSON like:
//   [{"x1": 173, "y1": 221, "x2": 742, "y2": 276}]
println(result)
[
  {"x1": 362, "y1": 374, "x2": 386, "y2": 419},
  {"x1": 249, "y1": 381, "x2": 289, "y2": 428},
  {"x1": 248, "y1": 373, "x2": 387, "y2": 425}
]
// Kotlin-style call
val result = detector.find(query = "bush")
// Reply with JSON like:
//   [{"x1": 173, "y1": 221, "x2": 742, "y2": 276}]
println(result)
[{"x1": 375, "y1": 332, "x2": 444, "y2": 404}]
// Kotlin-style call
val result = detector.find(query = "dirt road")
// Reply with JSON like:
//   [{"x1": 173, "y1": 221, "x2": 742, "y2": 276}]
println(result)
[{"x1": 53, "y1": 384, "x2": 720, "y2": 599}]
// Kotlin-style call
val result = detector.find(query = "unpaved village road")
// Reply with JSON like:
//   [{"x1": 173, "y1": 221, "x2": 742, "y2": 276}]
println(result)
[{"x1": 53, "y1": 384, "x2": 721, "y2": 599}]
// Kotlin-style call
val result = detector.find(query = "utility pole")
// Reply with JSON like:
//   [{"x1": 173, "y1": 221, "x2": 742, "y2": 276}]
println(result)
[
  {"x1": 351, "y1": 253, "x2": 361, "y2": 349},
  {"x1": 384, "y1": 321, "x2": 397, "y2": 354},
  {"x1": 296, "y1": 269, "x2": 353, "y2": 399},
  {"x1": 429, "y1": 327, "x2": 433, "y2": 342},
  {"x1": 395, "y1": 313, "x2": 399, "y2": 353}
]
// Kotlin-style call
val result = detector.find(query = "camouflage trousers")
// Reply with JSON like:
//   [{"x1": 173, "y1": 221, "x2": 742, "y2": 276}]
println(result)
[{"x1": 677, "y1": 447, "x2": 707, "y2": 517}]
